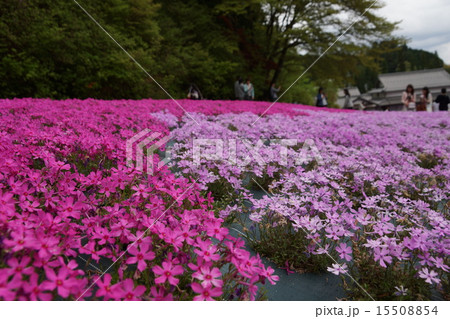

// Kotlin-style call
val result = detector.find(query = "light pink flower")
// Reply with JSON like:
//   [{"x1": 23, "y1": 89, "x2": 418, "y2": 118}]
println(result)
[
  {"x1": 418, "y1": 268, "x2": 440, "y2": 285},
  {"x1": 327, "y1": 263, "x2": 348, "y2": 275},
  {"x1": 336, "y1": 243, "x2": 352, "y2": 262}
]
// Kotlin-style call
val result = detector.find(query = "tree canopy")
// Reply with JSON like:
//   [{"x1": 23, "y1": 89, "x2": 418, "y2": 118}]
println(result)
[{"x1": 1, "y1": 0, "x2": 434, "y2": 103}]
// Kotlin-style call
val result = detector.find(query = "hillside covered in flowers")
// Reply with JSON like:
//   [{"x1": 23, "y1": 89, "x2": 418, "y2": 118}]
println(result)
[{"x1": 0, "y1": 99, "x2": 448, "y2": 301}]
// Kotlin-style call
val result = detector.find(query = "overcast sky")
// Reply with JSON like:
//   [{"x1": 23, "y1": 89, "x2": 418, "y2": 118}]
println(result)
[{"x1": 379, "y1": 0, "x2": 450, "y2": 64}]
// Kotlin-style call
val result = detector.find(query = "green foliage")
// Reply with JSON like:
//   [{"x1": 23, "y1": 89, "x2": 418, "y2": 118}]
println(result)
[
  {"x1": 445, "y1": 65, "x2": 450, "y2": 74},
  {"x1": 239, "y1": 211, "x2": 331, "y2": 273},
  {"x1": 344, "y1": 239, "x2": 432, "y2": 301},
  {"x1": 354, "y1": 42, "x2": 445, "y2": 93},
  {"x1": 0, "y1": 0, "x2": 161, "y2": 99},
  {"x1": 154, "y1": 0, "x2": 243, "y2": 99},
  {"x1": 380, "y1": 44, "x2": 444, "y2": 73},
  {"x1": 1, "y1": 0, "x2": 399, "y2": 102}
]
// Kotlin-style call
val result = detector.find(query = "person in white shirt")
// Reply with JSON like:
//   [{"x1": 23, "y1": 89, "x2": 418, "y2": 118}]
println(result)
[
  {"x1": 401, "y1": 84, "x2": 416, "y2": 111},
  {"x1": 343, "y1": 88, "x2": 353, "y2": 109},
  {"x1": 243, "y1": 78, "x2": 255, "y2": 100}
]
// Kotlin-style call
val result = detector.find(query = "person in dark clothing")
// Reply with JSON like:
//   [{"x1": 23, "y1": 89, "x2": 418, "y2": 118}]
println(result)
[
  {"x1": 435, "y1": 88, "x2": 450, "y2": 111},
  {"x1": 269, "y1": 83, "x2": 281, "y2": 102},
  {"x1": 234, "y1": 77, "x2": 245, "y2": 100},
  {"x1": 316, "y1": 87, "x2": 327, "y2": 107},
  {"x1": 187, "y1": 83, "x2": 202, "y2": 100}
]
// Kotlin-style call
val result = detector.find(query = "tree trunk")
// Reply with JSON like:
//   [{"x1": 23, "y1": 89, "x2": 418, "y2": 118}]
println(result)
[{"x1": 269, "y1": 43, "x2": 289, "y2": 91}]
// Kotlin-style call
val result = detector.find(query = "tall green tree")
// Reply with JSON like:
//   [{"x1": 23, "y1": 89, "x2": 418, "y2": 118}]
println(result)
[
  {"x1": 214, "y1": 0, "x2": 398, "y2": 99},
  {"x1": 0, "y1": 0, "x2": 161, "y2": 99},
  {"x1": 261, "y1": 0, "x2": 397, "y2": 90},
  {"x1": 152, "y1": 0, "x2": 244, "y2": 99},
  {"x1": 0, "y1": 0, "x2": 402, "y2": 103}
]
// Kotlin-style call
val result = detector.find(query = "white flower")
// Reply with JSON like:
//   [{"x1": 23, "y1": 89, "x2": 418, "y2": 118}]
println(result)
[{"x1": 327, "y1": 263, "x2": 348, "y2": 276}]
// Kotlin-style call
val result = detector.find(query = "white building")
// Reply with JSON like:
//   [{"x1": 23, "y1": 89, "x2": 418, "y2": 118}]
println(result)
[{"x1": 353, "y1": 68, "x2": 450, "y2": 110}]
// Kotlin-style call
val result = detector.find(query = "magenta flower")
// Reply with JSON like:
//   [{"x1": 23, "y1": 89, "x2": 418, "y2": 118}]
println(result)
[
  {"x1": 205, "y1": 221, "x2": 229, "y2": 241},
  {"x1": 150, "y1": 286, "x2": 173, "y2": 301},
  {"x1": 54, "y1": 161, "x2": 71, "y2": 171},
  {"x1": 0, "y1": 191, "x2": 16, "y2": 216},
  {"x1": 239, "y1": 280, "x2": 259, "y2": 301},
  {"x1": 132, "y1": 184, "x2": 151, "y2": 198},
  {"x1": 0, "y1": 271, "x2": 21, "y2": 301},
  {"x1": 121, "y1": 279, "x2": 146, "y2": 301},
  {"x1": 241, "y1": 255, "x2": 263, "y2": 278},
  {"x1": 95, "y1": 274, "x2": 122, "y2": 301},
  {"x1": 192, "y1": 267, "x2": 223, "y2": 288},
  {"x1": 36, "y1": 235, "x2": 61, "y2": 259},
  {"x1": 126, "y1": 245, "x2": 155, "y2": 272},
  {"x1": 6, "y1": 256, "x2": 34, "y2": 280},
  {"x1": 111, "y1": 219, "x2": 134, "y2": 238},
  {"x1": 262, "y1": 266, "x2": 279, "y2": 285},
  {"x1": 178, "y1": 225, "x2": 197, "y2": 245},
  {"x1": 153, "y1": 261, "x2": 184, "y2": 285},
  {"x1": 191, "y1": 282, "x2": 222, "y2": 301},
  {"x1": 126, "y1": 231, "x2": 153, "y2": 248},
  {"x1": 194, "y1": 239, "x2": 220, "y2": 262},
  {"x1": 41, "y1": 267, "x2": 78, "y2": 298},
  {"x1": 165, "y1": 229, "x2": 184, "y2": 250},
  {"x1": 99, "y1": 181, "x2": 115, "y2": 197},
  {"x1": 18, "y1": 185, "x2": 36, "y2": 201},
  {"x1": 92, "y1": 227, "x2": 116, "y2": 245},
  {"x1": 3, "y1": 227, "x2": 37, "y2": 252},
  {"x1": 59, "y1": 197, "x2": 84, "y2": 219},
  {"x1": 79, "y1": 241, "x2": 109, "y2": 262},
  {"x1": 23, "y1": 273, "x2": 52, "y2": 301}
]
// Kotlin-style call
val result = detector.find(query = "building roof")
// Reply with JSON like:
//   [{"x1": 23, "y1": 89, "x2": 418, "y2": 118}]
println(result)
[
  {"x1": 366, "y1": 88, "x2": 385, "y2": 94},
  {"x1": 379, "y1": 68, "x2": 450, "y2": 92}
]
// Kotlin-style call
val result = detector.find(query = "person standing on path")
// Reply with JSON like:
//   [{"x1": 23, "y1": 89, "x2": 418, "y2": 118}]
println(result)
[
  {"x1": 418, "y1": 87, "x2": 432, "y2": 112},
  {"x1": 316, "y1": 87, "x2": 327, "y2": 107},
  {"x1": 243, "y1": 78, "x2": 255, "y2": 100},
  {"x1": 401, "y1": 84, "x2": 416, "y2": 111},
  {"x1": 234, "y1": 77, "x2": 245, "y2": 100},
  {"x1": 343, "y1": 88, "x2": 353, "y2": 109},
  {"x1": 269, "y1": 83, "x2": 281, "y2": 102},
  {"x1": 434, "y1": 88, "x2": 450, "y2": 111}
]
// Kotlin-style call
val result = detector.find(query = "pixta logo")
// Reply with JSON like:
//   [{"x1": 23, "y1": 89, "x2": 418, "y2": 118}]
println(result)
[{"x1": 126, "y1": 129, "x2": 171, "y2": 175}]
